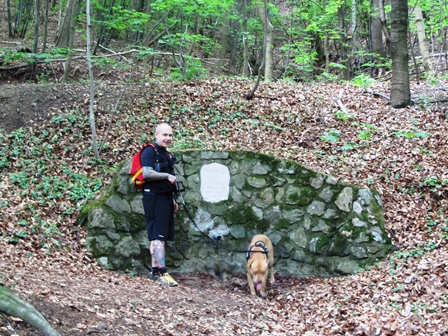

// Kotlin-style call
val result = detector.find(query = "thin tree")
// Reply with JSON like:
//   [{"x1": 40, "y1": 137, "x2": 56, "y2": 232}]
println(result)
[
  {"x1": 414, "y1": 6, "x2": 433, "y2": 76},
  {"x1": 42, "y1": 0, "x2": 51, "y2": 52},
  {"x1": 31, "y1": 0, "x2": 40, "y2": 80},
  {"x1": 369, "y1": 0, "x2": 385, "y2": 77},
  {"x1": 246, "y1": 0, "x2": 267, "y2": 99},
  {"x1": 217, "y1": 15, "x2": 230, "y2": 74},
  {"x1": 6, "y1": 0, "x2": 13, "y2": 37},
  {"x1": 370, "y1": 0, "x2": 385, "y2": 58},
  {"x1": 241, "y1": 0, "x2": 249, "y2": 77},
  {"x1": 86, "y1": 0, "x2": 100, "y2": 159},
  {"x1": 256, "y1": 0, "x2": 274, "y2": 82},
  {"x1": 390, "y1": 0, "x2": 410, "y2": 108},
  {"x1": 56, "y1": 0, "x2": 79, "y2": 82}
]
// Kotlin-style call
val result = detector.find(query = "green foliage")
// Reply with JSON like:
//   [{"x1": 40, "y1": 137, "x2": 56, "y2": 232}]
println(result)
[
  {"x1": 334, "y1": 109, "x2": 353, "y2": 121},
  {"x1": 337, "y1": 143, "x2": 356, "y2": 152},
  {"x1": 390, "y1": 129, "x2": 429, "y2": 138},
  {"x1": 355, "y1": 123, "x2": 378, "y2": 141},
  {"x1": 351, "y1": 73, "x2": 375, "y2": 89},
  {"x1": 0, "y1": 47, "x2": 71, "y2": 66},
  {"x1": 355, "y1": 50, "x2": 391, "y2": 71},
  {"x1": 172, "y1": 138, "x2": 207, "y2": 150},
  {"x1": 93, "y1": 56, "x2": 115, "y2": 70},
  {"x1": 10, "y1": 171, "x2": 29, "y2": 189},
  {"x1": 408, "y1": 0, "x2": 448, "y2": 41},
  {"x1": 420, "y1": 176, "x2": 447, "y2": 190},
  {"x1": 2, "y1": 110, "x2": 106, "y2": 244},
  {"x1": 170, "y1": 57, "x2": 208, "y2": 81},
  {"x1": 393, "y1": 239, "x2": 438, "y2": 260},
  {"x1": 321, "y1": 129, "x2": 341, "y2": 142},
  {"x1": 316, "y1": 71, "x2": 339, "y2": 82}
]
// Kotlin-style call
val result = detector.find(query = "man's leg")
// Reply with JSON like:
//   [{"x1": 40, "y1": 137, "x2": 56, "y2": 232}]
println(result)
[
  {"x1": 149, "y1": 239, "x2": 177, "y2": 286},
  {"x1": 150, "y1": 239, "x2": 166, "y2": 274}
]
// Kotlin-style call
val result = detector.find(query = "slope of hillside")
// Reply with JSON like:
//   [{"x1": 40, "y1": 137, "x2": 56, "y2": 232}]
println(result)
[{"x1": 1, "y1": 78, "x2": 447, "y2": 335}]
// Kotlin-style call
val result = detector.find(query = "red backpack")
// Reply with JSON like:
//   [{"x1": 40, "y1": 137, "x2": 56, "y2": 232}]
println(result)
[{"x1": 129, "y1": 143, "x2": 158, "y2": 190}]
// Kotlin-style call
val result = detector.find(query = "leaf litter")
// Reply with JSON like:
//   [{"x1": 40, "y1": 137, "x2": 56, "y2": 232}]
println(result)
[{"x1": 0, "y1": 78, "x2": 447, "y2": 335}]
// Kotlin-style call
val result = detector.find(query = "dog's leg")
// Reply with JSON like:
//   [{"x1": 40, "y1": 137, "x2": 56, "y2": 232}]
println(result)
[
  {"x1": 268, "y1": 250, "x2": 275, "y2": 284},
  {"x1": 247, "y1": 271, "x2": 256, "y2": 295},
  {"x1": 260, "y1": 274, "x2": 268, "y2": 298},
  {"x1": 270, "y1": 265, "x2": 275, "y2": 284}
]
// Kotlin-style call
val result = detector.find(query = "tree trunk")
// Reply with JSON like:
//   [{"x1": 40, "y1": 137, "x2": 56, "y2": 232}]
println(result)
[
  {"x1": 7, "y1": 0, "x2": 13, "y2": 37},
  {"x1": 14, "y1": 0, "x2": 24, "y2": 38},
  {"x1": 19, "y1": 0, "x2": 34, "y2": 38},
  {"x1": 61, "y1": 0, "x2": 79, "y2": 83},
  {"x1": 42, "y1": 0, "x2": 50, "y2": 52},
  {"x1": 246, "y1": 0, "x2": 267, "y2": 99},
  {"x1": 86, "y1": 0, "x2": 100, "y2": 159},
  {"x1": 378, "y1": 0, "x2": 392, "y2": 54},
  {"x1": 31, "y1": 0, "x2": 40, "y2": 78},
  {"x1": 256, "y1": 0, "x2": 274, "y2": 82},
  {"x1": 320, "y1": 0, "x2": 329, "y2": 71},
  {"x1": 217, "y1": 16, "x2": 230, "y2": 74},
  {"x1": 55, "y1": 0, "x2": 78, "y2": 47},
  {"x1": 370, "y1": 0, "x2": 385, "y2": 57},
  {"x1": 338, "y1": 5, "x2": 350, "y2": 80},
  {"x1": 350, "y1": 0, "x2": 361, "y2": 71},
  {"x1": 390, "y1": 0, "x2": 410, "y2": 108},
  {"x1": 241, "y1": 0, "x2": 249, "y2": 77},
  {"x1": 414, "y1": 6, "x2": 433, "y2": 76},
  {"x1": 0, "y1": 286, "x2": 61, "y2": 336}
]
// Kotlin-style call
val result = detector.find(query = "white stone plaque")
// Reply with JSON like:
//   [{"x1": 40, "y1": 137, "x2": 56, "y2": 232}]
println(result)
[{"x1": 200, "y1": 163, "x2": 230, "y2": 203}]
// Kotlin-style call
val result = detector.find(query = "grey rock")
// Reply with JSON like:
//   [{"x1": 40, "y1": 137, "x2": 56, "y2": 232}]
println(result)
[
  {"x1": 335, "y1": 187, "x2": 353, "y2": 212},
  {"x1": 318, "y1": 186, "x2": 334, "y2": 203},
  {"x1": 130, "y1": 196, "x2": 144, "y2": 215},
  {"x1": 253, "y1": 161, "x2": 271, "y2": 175},
  {"x1": 310, "y1": 174, "x2": 325, "y2": 189},
  {"x1": 307, "y1": 200, "x2": 326, "y2": 216},
  {"x1": 115, "y1": 236, "x2": 141, "y2": 258},
  {"x1": 106, "y1": 195, "x2": 131, "y2": 213},
  {"x1": 201, "y1": 151, "x2": 229, "y2": 159},
  {"x1": 351, "y1": 246, "x2": 368, "y2": 259},
  {"x1": 88, "y1": 208, "x2": 115, "y2": 230}
]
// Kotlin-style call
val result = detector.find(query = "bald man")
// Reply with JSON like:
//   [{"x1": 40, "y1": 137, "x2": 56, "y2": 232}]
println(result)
[{"x1": 141, "y1": 123, "x2": 179, "y2": 286}]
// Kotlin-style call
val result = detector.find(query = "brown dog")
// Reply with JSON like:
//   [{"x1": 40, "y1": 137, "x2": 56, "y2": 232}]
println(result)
[{"x1": 246, "y1": 234, "x2": 275, "y2": 298}]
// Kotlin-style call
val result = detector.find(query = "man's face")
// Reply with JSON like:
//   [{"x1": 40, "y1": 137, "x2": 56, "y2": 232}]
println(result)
[{"x1": 155, "y1": 125, "x2": 173, "y2": 148}]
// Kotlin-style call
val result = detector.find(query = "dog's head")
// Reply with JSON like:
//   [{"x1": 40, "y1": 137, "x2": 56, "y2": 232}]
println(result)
[{"x1": 248, "y1": 258, "x2": 269, "y2": 291}]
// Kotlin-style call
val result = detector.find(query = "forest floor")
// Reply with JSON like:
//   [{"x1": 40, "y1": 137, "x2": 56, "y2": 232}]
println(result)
[{"x1": 1, "y1": 70, "x2": 448, "y2": 335}]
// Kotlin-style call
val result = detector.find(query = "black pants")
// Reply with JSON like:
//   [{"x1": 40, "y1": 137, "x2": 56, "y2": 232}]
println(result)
[{"x1": 142, "y1": 190, "x2": 175, "y2": 241}]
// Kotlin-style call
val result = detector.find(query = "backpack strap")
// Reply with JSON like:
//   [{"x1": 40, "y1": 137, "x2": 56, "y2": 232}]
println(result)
[{"x1": 146, "y1": 143, "x2": 159, "y2": 167}]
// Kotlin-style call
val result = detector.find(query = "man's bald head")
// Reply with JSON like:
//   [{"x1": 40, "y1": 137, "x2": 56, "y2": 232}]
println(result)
[{"x1": 155, "y1": 123, "x2": 173, "y2": 148}]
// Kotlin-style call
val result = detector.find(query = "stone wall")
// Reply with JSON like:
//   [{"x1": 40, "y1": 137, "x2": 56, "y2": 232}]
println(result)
[{"x1": 78, "y1": 150, "x2": 394, "y2": 278}]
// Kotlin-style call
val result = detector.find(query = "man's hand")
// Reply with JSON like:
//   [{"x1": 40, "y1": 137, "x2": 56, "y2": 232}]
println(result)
[
  {"x1": 173, "y1": 200, "x2": 179, "y2": 213},
  {"x1": 167, "y1": 174, "x2": 177, "y2": 184}
]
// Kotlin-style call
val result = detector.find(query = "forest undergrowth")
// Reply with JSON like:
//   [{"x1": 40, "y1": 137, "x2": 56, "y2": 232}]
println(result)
[{"x1": 0, "y1": 77, "x2": 448, "y2": 335}]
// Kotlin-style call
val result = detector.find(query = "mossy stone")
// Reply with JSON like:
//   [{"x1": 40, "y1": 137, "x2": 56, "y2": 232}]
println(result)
[
  {"x1": 275, "y1": 218, "x2": 291, "y2": 231},
  {"x1": 327, "y1": 235, "x2": 349, "y2": 256},
  {"x1": 286, "y1": 185, "x2": 317, "y2": 205},
  {"x1": 85, "y1": 235, "x2": 114, "y2": 256}
]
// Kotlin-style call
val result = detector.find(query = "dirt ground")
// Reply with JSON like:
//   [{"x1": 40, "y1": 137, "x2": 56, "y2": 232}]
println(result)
[
  {"x1": 1, "y1": 66, "x2": 448, "y2": 335},
  {"x1": 1, "y1": 63, "x2": 447, "y2": 135},
  {"x1": 0, "y1": 63, "x2": 147, "y2": 134},
  {"x1": 0, "y1": 68, "x2": 317, "y2": 336}
]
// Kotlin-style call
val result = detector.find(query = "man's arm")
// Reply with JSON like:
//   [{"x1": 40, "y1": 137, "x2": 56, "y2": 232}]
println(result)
[
  {"x1": 140, "y1": 146, "x2": 176, "y2": 183},
  {"x1": 142, "y1": 166, "x2": 175, "y2": 182}
]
